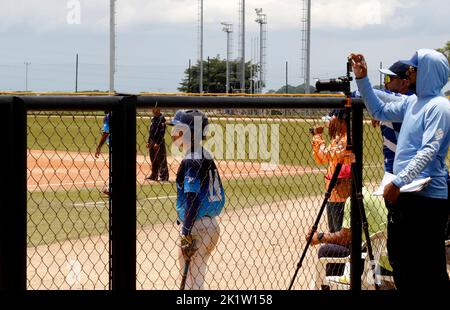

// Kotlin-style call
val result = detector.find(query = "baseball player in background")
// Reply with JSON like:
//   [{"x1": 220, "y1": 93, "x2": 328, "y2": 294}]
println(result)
[
  {"x1": 168, "y1": 109, "x2": 225, "y2": 290},
  {"x1": 94, "y1": 111, "x2": 111, "y2": 196}
]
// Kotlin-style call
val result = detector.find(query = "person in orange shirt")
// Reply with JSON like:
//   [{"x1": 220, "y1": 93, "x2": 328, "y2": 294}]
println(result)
[{"x1": 311, "y1": 109, "x2": 352, "y2": 233}]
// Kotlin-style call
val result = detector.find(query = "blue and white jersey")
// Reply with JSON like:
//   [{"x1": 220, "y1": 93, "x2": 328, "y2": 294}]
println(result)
[
  {"x1": 380, "y1": 121, "x2": 402, "y2": 173},
  {"x1": 102, "y1": 113, "x2": 110, "y2": 145},
  {"x1": 378, "y1": 90, "x2": 414, "y2": 173},
  {"x1": 176, "y1": 149, "x2": 225, "y2": 222}
]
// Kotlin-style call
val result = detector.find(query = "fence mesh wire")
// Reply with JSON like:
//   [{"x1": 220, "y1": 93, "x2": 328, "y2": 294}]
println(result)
[{"x1": 25, "y1": 108, "x2": 450, "y2": 290}]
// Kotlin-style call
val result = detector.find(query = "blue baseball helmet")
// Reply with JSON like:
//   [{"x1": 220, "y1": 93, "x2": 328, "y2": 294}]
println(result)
[{"x1": 168, "y1": 109, "x2": 209, "y2": 137}]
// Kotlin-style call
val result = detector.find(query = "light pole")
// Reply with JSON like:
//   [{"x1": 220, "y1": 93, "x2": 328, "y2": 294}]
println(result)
[
  {"x1": 305, "y1": 0, "x2": 311, "y2": 94},
  {"x1": 221, "y1": 22, "x2": 233, "y2": 94},
  {"x1": 109, "y1": 0, "x2": 116, "y2": 95},
  {"x1": 198, "y1": 0, "x2": 204, "y2": 93},
  {"x1": 24, "y1": 62, "x2": 31, "y2": 91},
  {"x1": 255, "y1": 8, "x2": 267, "y2": 94},
  {"x1": 239, "y1": 0, "x2": 245, "y2": 93}
]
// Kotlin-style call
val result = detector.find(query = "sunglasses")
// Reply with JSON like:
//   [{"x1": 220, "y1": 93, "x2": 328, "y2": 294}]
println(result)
[{"x1": 384, "y1": 75, "x2": 400, "y2": 84}]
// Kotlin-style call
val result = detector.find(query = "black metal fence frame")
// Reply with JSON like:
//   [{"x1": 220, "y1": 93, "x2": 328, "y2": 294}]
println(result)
[{"x1": 0, "y1": 95, "x2": 364, "y2": 291}]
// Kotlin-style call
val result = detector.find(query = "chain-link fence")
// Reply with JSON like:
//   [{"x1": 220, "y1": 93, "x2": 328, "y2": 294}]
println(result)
[
  {"x1": 1, "y1": 95, "x2": 449, "y2": 290},
  {"x1": 27, "y1": 111, "x2": 111, "y2": 289}
]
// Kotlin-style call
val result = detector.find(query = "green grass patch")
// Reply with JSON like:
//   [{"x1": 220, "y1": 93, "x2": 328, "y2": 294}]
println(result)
[
  {"x1": 28, "y1": 113, "x2": 387, "y2": 167},
  {"x1": 28, "y1": 171, "x2": 326, "y2": 247}
]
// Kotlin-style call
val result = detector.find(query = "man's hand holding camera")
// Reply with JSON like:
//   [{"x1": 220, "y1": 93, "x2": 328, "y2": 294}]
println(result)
[{"x1": 349, "y1": 53, "x2": 368, "y2": 79}]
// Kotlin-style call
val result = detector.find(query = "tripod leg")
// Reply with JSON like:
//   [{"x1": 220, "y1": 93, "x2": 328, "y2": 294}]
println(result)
[
  {"x1": 288, "y1": 162, "x2": 343, "y2": 290},
  {"x1": 350, "y1": 163, "x2": 380, "y2": 290}
]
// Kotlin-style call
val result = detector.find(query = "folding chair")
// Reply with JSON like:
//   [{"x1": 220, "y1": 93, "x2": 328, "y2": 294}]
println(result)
[{"x1": 315, "y1": 230, "x2": 395, "y2": 290}]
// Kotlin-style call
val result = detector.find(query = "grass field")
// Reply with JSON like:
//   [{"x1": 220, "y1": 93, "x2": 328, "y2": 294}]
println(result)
[{"x1": 27, "y1": 112, "x2": 387, "y2": 166}]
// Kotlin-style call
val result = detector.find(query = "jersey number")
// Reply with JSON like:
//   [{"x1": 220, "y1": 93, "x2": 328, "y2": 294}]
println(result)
[{"x1": 208, "y1": 170, "x2": 223, "y2": 202}]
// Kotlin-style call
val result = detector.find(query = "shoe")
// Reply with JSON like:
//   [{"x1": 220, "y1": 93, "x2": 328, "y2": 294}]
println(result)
[{"x1": 145, "y1": 176, "x2": 157, "y2": 181}]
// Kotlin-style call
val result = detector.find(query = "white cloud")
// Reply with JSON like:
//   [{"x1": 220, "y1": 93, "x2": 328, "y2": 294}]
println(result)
[
  {"x1": 0, "y1": 0, "x2": 421, "y2": 33},
  {"x1": 312, "y1": 0, "x2": 420, "y2": 29}
]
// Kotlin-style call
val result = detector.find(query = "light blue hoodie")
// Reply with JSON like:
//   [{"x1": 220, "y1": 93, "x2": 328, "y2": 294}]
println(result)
[{"x1": 356, "y1": 49, "x2": 450, "y2": 199}]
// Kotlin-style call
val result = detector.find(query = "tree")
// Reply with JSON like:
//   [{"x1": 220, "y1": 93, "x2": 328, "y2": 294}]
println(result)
[
  {"x1": 266, "y1": 83, "x2": 316, "y2": 94},
  {"x1": 178, "y1": 56, "x2": 257, "y2": 93},
  {"x1": 436, "y1": 41, "x2": 450, "y2": 65}
]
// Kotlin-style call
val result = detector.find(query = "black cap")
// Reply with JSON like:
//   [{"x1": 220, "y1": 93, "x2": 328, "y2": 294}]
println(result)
[{"x1": 379, "y1": 61, "x2": 410, "y2": 79}]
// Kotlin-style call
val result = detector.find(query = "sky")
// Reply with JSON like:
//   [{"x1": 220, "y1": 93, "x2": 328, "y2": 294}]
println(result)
[{"x1": 0, "y1": 0, "x2": 449, "y2": 93}]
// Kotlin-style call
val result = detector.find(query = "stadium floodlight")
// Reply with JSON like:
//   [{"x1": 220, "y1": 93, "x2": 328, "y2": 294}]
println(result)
[{"x1": 221, "y1": 22, "x2": 233, "y2": 93}]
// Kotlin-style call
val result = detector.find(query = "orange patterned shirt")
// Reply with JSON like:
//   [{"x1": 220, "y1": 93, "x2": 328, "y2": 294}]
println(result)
[{"x1": 312, "y1": 133, "x2": 352, "y2": 202}]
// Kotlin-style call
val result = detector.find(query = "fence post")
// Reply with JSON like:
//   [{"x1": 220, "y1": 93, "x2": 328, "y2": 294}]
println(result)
[
  {"x1": 350, "y1": 103, "x2": 364, "y2": 291},
  {"x1": 110, "y1": 96, "x2": 137, "y2": 290},
  {"x1": 0, "y1": 97, "x2": 27, "y2": 290}
]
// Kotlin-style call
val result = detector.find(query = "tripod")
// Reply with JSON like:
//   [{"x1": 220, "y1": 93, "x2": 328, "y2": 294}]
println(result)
[{"x1": 288, "y1": 64, "x2": 380, "y2": 290}]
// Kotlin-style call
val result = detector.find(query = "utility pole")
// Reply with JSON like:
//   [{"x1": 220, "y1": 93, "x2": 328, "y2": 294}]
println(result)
[
  {"x1": 221, "y1": 22, "x2": 233, "y2": 94},
  {"x1": 286, "y1": 61, "x2": 288, "y2": 94},
  {"x1": 24, "y1": 62, "x2": 31, "y2": 91},
  {"x1": 300, "y1": 0, "x2": 311, "y2": 94},
  {"x1": 75, "y1": 54, "x2": 79, "y2": 93},
  {"x1": 188, "y1": 59, "x2": 191, "y2": 93},
  {"x1": 305, "y1": 0, "x2": 311, "y2": 94},
  {"x1": 207, "y1": 56, "x2": 210, "y2": 93},
  {"x1": 250, "y1": 37, "x2": 254, "y2": 94},
  {"x1": 239, "y1": 0, "x2": 246, "y2": 93},
  {"x1": 109, "y1": 0, "x2": 116, "y2": 95},
  {"x1": 198, "y1": 0, "x2": 204, "y2": 93}
]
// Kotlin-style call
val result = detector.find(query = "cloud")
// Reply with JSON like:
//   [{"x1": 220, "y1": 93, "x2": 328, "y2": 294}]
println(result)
[
  {"x1": 312, "y1": 0, "x2": 419, "y2": 29},
  {"x1": 0, "y1": 0, "x2": 422, "y2": 33}
]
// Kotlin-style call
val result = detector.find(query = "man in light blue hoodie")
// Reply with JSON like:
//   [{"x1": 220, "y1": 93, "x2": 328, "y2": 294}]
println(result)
[{"x1": 349, "y1": 49, "x2": 450, "y2": 290}]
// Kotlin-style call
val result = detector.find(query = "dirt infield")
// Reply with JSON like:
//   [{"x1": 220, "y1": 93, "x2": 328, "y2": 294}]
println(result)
[
  {"x1": 27, "y1": 195, "x2": 327, "y2": 290},
  {"x1": 27, "y1": 149, "x2": 322, "y2": 191}
]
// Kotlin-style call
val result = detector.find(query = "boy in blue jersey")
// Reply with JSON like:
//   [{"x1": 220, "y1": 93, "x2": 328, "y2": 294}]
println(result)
[
  {"x1": 350, "y1": 50, "x2": 450, "y2": 291},
  {"x1": 168, "y1": 109, "x2": 225, "y2": 290}
]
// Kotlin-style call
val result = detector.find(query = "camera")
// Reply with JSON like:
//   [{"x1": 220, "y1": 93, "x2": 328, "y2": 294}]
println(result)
[
  {"x1": 315, "y1": 77, "x2": 351, "y2": 94},
  {"x1": 315, "y1": 60, "x2": 353, "y2": 95}
]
